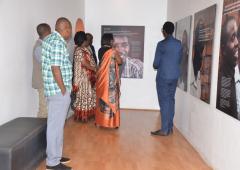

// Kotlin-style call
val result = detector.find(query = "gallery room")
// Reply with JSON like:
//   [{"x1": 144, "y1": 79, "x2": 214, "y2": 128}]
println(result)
[{"x1": 0, "y1": 0, "x2": 239, "y2": 169}]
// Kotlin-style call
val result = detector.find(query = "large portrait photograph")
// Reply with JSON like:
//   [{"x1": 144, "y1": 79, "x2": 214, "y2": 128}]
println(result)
[
  {"x1": 102, "y1": 26, "x2": 145, "y2": 79},
  {"x1": 175, "y1": 16, "x2": 192, "y2": 92},
  {"x1": 190, "y1": 5, "x2": 216, "y2": 103},
  {"x1": 217, "y1": 0, "x2": 240, "y2": 120}
]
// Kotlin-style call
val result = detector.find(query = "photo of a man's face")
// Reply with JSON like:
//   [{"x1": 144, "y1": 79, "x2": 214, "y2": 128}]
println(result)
[
  {"x1": 224, "y1": 19, "x2": 238, "y2": 67},
  {"x1": 102, "y1": 25, "x2": 145, "y2": 79},
  {"x1": 217, "y1": 0, "x2": 240, "y2": 120},
  {"x1": 190, "y1": 4, "x2": 216, "y2": 104},
  {"x1": 175, "y1": 16, "x2": 192, "y2": 92},
  {"x1": 114, "y1": 36, "x2": 130, "y2": 58}
]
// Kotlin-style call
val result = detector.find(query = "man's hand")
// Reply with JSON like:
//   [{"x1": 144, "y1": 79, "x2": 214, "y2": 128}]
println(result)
[
  {"x1": 61, "y1": 87, "x2": 66, "y2": 95},
  {"x1": 113, "y1": 50, "x2": 123, "y2": 65},
  {"x1": 51, "y1": 66, "x2": 66, "y2": 96}
]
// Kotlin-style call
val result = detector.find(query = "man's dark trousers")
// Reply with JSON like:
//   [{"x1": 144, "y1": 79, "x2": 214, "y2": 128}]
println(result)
[{"x1": 156, "y1": 78, "x2": 178, "y2": 133}]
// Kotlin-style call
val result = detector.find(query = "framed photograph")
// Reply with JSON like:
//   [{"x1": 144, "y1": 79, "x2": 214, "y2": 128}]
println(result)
[
  {"x1": 102, "y1": 25, "x2": 145, "y2": 79},
  {"x1": 190, "y1": 4, "x2": 217, "y2": 103},
  {"x1": 217, "y1": 0, "x2": 240, "y2": 120},
  {"x1": 175, "y1": 16, "x2": 192, "y2": 92}
]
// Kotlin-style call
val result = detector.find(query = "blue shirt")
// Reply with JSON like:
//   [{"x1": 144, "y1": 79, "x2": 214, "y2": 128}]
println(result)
[
  {"x1": 34, "y1": 39, "x2": 42, "y2": 63},
  {"x1": 153, "y1": 35, "x2": 182, "y2": 80}
]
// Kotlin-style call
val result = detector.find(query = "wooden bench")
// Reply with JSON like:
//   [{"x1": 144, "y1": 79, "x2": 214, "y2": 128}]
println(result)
[{"x1": 0, "y1": 117, "x2": 47, "y2": 170}]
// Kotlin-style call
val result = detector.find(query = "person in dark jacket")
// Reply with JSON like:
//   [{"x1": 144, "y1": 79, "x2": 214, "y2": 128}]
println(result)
[{"x1": 86, "y1": 33, "x2": 98, "y2": 65}]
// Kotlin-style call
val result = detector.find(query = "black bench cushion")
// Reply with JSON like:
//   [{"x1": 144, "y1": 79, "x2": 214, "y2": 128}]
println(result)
[
  {"x1": 0, "y1": 117, "x2": 47, "y2": 170},
  {"x1": 0, "y1": 117, "x2": 46, "y2": 148}
]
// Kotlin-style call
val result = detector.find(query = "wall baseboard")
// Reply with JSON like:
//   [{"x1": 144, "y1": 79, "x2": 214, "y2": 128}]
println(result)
[{"x1": 120, "y1": 108, "x2": 159, "y2": 112}]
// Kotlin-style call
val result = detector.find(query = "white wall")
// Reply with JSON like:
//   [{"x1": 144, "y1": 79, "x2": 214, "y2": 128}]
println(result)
[
  {"x1": 0, "y1": 0, "x2": 84, "y2": 125},
  {"x1": 0, "y1": 0, "x2": 165, "y2": 124},
  {"x1": 84, "y1": 0, "x2": 167, "y2": 109},
  {"x1": 2, "y1": 0, "x2": 238, "y2": 169},
  {"x1": 168, "y1": 0, "x2": 240, "y2": 170}
]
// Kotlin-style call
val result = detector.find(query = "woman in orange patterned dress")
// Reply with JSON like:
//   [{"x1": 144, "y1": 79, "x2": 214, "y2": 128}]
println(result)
[
  {"x1": 72, "y1": 31, "x2": 97, "y2": 122},
  {"x1": 95, "y1": 33, "x2": 122, "y2": 128}
]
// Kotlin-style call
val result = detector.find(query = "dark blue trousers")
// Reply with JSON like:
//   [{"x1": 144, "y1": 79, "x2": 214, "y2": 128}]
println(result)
[{"x1": 156, "y1": 78, "x2": 178, "y2": 133}]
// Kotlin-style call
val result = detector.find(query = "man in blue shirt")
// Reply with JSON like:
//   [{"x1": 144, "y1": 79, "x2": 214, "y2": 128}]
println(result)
[
  {"x1": 151, "y1": 22, "x2": 182, "y2": 136},
  {"x1": 32, "y1": 23, "x2": 51, "y2": 118}
]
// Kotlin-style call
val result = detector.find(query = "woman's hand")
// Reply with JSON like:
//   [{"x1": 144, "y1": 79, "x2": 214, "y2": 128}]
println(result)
[
  {"x1": 113, "y1": 50, "x2": 123, "y2": 65},
  {"x1": 82, "y1": 58, "x2": 96, "y2": 72},
  {"x1": 72, "y1": 85, "x2": 79, "y2": 93}
]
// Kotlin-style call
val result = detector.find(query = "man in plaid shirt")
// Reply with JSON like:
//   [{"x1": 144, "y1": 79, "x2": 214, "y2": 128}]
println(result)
[{"x1": 42, "y1": 17, "x2": 72, "y2": 170}]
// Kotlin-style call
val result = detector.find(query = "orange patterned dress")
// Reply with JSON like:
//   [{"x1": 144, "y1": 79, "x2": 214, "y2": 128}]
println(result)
[
  {"x1": 95, "y1": 49, "x2": 121, "y2": 128},
  {"x1": 73, "y1": 47, "x2": 97, "y2": 121}
]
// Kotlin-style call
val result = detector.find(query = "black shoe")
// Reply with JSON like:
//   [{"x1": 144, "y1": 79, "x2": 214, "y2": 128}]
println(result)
[
  {"x1": 60, "y1": 157, "x2": 71, "y2": 164},
  {"x1": 46, "y1": 163, "x2": 72, "y2": 170},
  {"x1": 151, "y1": 129, "x2": 169, "y2": 136}
]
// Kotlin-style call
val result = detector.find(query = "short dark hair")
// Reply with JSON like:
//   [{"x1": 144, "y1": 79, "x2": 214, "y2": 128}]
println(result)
[
  {"x1": 36, "y1": 23, "x2": 51, "y2": 38},
  {"x1": 86, "y1": 33, "x2": 93, "y2": 44},
  {"x1": 101, "y1": 33, "x2": 113, "y2": 46},
  {"x1": 163, "y1": 21, "x2": 175, "y2": 35},
  {"x1": 74, "y1": 31, "x2": 86, "y2": 46},
  {"x1": 55, "y1": 17, "x2": 72, "y2": 31},
  {"x1": 86, "y1": 33, "x2": 93, "y2": 39}
]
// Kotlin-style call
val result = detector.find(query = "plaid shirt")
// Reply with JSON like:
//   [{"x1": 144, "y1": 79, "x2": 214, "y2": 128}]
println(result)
[{"x1": 42, "y1": 31, "x2": 72, "y2": 97}]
